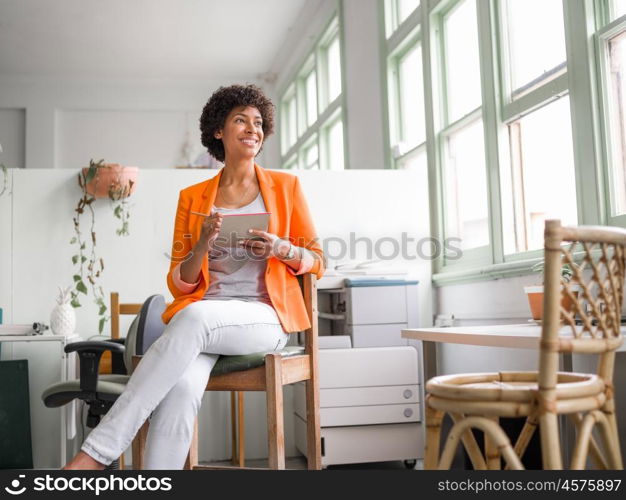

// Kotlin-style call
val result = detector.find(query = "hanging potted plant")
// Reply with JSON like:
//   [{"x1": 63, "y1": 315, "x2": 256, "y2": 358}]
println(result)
[
  {"x1": 70, "y1": 159, "x2": 138, "y2": 333},
  {"x1": 524, "y1": 261, "x2": 580, "y2": 321}
]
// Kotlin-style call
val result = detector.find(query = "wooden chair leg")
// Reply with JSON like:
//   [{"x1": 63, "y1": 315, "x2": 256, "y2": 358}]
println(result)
[
  {"x1": 184, "y1": 417, "x2": 199, "y2": 470},
  {"x1": 132, "y1": 420, "x2": 149, "y2": 470},
  {"x1": 597, "y1": 411, "x2": 623, "y2": 470},
  {"x1": 450, "y1": 412, "x2": 487, "y2": 470},
  {"x1": 539, "y1": 411, "x2": 563, "y2": 469},
  {"x1": 440, "y1": 416, "x2": 523, "y2": 470},
  {"x1": 230, "y1": 391, "x2": 238, "y2": 466},
  {"x1": 570, "y1": 413, "x2": 608, "y2": 469},
  {"x1": 305, "y1": 360, "x2": 321, "y2": 470},
  {"x1": 485, "y1": 416, "x2": 501, "y2": 470},
  {"x1": 265, "y1": 353, "x2": 285, "y2": 469},
  {"x1": 237, "y1": 391, "x2": 245, "y2": 467},
  {"x1": 512, "y1": 414, "x2": 538, "y2": 463},
  {"x1": 119, "y1": 453, "x2": 125, "y2": 470},
  {"x1": 605, "y1": 411, "x2": 624, "y2": 469},
  {"x1": 424, "y1": 398, "x2": 444, "y2": 470}
]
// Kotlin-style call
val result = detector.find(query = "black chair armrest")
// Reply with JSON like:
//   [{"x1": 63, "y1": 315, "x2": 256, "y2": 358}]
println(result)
[
  {"x1": 65, "y1": 341, "x2": 125, "y2": 355},
  {"x1": 65, "y1": 341, "x2": 126, "y2": 395}
]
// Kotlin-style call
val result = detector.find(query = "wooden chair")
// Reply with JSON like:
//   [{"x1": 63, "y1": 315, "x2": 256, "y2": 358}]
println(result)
[
  {"x1": 110, "y1": 293, "x2": 249, "y2": 466},
  {"x1": 424, "y1": 219, "x2": 625, "y2": 470},
  {"x1": 127, "y1": 273, "x2": 321, "y2": 470}
]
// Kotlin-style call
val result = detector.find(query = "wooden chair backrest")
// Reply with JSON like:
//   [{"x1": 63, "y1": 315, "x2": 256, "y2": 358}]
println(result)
[
  {"x1": 110, "y1": 293, "x2": 142, "y2": 340},
  {"x1": 299, "y1": 273, "x2": 318, "y2": 356},
  {"x1": 541, "y1": 219, "x2": 626, "y2": 387}
]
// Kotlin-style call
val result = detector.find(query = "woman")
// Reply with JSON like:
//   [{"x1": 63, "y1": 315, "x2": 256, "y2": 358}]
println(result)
[{"x1": 64, "y1": 84, "x2": 325, "y2": 469}]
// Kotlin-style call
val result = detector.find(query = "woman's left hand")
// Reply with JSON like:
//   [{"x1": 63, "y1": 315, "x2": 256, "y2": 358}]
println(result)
[{"x1": 239, "y1": 229, "x2": 292, "y2": 260}]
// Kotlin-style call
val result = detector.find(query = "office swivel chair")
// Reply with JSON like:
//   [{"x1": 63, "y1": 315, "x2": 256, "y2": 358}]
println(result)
[
  {"x1": 41, "y1": 295, "x2": 165, "y2": 469},
  {"x1": 44, "y1": 273, "x2": 320, "y2": 469}
]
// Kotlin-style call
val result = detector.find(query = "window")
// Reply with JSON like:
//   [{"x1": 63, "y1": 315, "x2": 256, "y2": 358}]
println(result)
[
  {"x1": 279, "y1": 17, "x2": 345, "y2": 170},
  {"x1": 385, "y1": 0, "x2": 427, "y2": 171},
  {"x1": 598, "y1": 16, "x2": 626, "y2": 221},
  {"x1": 611, "y1": 0, "x2": 626, "y2": 21},
  {"x1": 501, "y1": 97, "x2": 577, "y2": 253},
  {"x1": 436, "y1": 0, "x2": 489, "y2": 256},
  {"x1": 324, "y1": 116, "x2": 344, "y2": 171},
  {"x1": 443, "y1": 0, "x2": 482, "y2": 121},
  {"x1": 503, "y1": 0, "x2": 567, "y2": 99},
  {"x1": 325, "y1": 36, "x2": 342, "y2": 104},
  {"x1": 443, "y1": 118, "x2": 490, "y2": 250},
  {"x1": 380, "y1": 0, "x2": 626, "y2": 282},
  {"x1": 387, "y1": 37, "x2": 426, "y2": 160},
  {"x1": 280, "y1": 86, "x2": 297, "y2": 155},
  {"x1": 385, "y1": 0, "x2": 420, "y2": 38},
  {"x1": 304, "y1": 70, "x2": 318, "y2": 127},
  {"x1": 498, "y1": 0, "x2": 577, "y2": 255},
  {"x1": 301, "y1": 137, "x2": 319, "y2": 170}
]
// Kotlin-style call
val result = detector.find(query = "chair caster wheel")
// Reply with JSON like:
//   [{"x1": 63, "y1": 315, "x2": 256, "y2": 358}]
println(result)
[{"x1": 404, "y1": 459, "x2": 417, "y2": 469}]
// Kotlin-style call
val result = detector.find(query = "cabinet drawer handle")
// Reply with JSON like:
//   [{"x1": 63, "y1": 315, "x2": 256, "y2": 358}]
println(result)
[
  {"x1": 403, "y1": 389, "x2": 413, "y2": 399},
  {"x1": 403, "y1": 408, "x2": 413, "y2": 418}
]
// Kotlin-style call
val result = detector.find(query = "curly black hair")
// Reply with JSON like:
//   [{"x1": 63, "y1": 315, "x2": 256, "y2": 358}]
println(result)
[{"x1": 199, "y1": 84, "x2": 275, "y2": 162}]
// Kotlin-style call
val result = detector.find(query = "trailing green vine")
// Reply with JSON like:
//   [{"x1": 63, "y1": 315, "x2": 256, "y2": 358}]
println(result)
[
  {"x1": 70, "y1": 159, "x2": 135, "y2": 334},
  {"x1": 71, "y1": 160, "x2": 108, "y2": 333}
]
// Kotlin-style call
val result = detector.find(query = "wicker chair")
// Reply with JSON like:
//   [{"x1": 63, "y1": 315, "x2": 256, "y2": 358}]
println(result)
[{"x1": 424, "y1": 219, "x2": 625, "y2": 470}]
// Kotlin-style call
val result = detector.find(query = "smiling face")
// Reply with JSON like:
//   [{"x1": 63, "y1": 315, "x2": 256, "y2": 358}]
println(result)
[{"x1": 214, "y1": 106, "x2": 264, "y2": 161}]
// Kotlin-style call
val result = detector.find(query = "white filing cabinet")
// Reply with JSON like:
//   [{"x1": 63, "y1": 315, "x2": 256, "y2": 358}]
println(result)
[
  {"x1": 295, "y1": 276, "x2": 423, "y2": 467},
  {"x1": 294, "y1": 347, "x2": 422, "y2": 467}
]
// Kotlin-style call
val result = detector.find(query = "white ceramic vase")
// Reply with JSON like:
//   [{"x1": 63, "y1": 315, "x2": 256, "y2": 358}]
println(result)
[{"x1": 50, "y1": 286, "x2": 76, "y2": 336}]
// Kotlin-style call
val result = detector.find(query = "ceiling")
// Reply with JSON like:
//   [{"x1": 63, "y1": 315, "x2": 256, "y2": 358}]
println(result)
[{"x1": 0, "y1": 0, "x2": 308, "y2": 80}]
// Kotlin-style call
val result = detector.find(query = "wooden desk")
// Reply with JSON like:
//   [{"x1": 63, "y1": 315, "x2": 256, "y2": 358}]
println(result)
[
  {"x1": 402, "y1": 323, "x2": 626, "y2": 400},
  {"x1": 401, "y1": 324, "x2": 626, "y2": 464}
]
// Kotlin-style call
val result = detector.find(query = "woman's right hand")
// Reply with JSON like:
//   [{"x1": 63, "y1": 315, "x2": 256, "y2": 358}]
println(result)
[{"x1": 196, "y1": 212, "x2": 224, "y2": 254}]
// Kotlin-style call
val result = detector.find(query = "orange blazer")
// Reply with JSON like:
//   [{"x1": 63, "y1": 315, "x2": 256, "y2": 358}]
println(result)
[{"x1": 162, "y1": 163, "x2": 325, "y2": 333}]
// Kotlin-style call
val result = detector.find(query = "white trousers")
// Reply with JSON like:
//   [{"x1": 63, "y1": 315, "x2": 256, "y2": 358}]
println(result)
[{"x1": 81, "y1": 299, "x2": 289, "y2": 469}]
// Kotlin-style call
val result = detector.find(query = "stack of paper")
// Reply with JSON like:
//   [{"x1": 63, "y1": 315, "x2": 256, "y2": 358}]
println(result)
[
  {"x1": 0, "y1": 324, "x2": 36, "y2": 336},
  {"x1": 337, "y1": 267, "x2": 408, "y2": 275}
]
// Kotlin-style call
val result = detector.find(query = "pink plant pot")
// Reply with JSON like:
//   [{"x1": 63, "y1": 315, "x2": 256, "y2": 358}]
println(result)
[
  {"x1": 524, "y1": 285, "x2": 579, "y2": 320},
  {"x1": 82, "y1": 164, "x2": 139, "y2": 199}
]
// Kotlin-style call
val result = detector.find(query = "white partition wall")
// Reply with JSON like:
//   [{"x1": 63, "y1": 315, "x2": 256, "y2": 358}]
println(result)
[{"x1": 0, "y1": 167, "x2": 432, "y2": 467}]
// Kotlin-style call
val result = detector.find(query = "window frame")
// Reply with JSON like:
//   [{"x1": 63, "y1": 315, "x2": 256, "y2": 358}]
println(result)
[
  {"x1": 379, "y1": 0, "x2": 620, "y2": 285},
  {"x1": 387, "y1": 29, "x2": 427, "y2": 164},
  {"x1": 432, "y1": 0, "x2": 492, "y2": 272},
  {"x1": 596, "y1": 13, "x2": 626, "y2": 227},
  {"x1": 494, "y1": 0, "x2": 577, "y2": 263}
]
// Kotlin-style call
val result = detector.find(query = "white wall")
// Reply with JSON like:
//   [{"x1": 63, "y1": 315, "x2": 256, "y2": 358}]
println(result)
[
  {"x1": 0, "y1": 76, "x2": 266, "y2": 170},
  {"x1": 0, "y1": 166, "x2": 432, "y2": 467}
]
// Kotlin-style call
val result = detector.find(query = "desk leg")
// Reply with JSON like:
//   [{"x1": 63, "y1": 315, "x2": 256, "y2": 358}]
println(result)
[
  {"x1": 417, "y1": 341, "x2": 438, "y2": 436},
  {"x1": 60, "y1": 340, "x2": 67, "y2": 467}
]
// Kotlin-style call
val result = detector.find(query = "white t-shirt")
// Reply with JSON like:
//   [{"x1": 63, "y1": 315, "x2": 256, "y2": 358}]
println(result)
[{"x1": 202, "y1": 192, "x2": 272, "y2": 306}]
